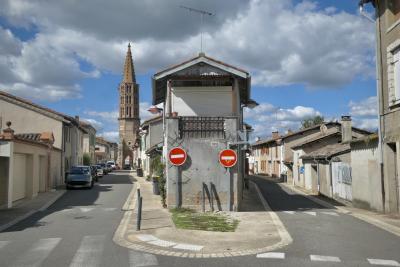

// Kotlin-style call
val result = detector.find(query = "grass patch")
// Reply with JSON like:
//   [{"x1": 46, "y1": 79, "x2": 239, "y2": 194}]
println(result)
[{"x1": 170, "y1": 208, "x2": 239, "y2": 232}]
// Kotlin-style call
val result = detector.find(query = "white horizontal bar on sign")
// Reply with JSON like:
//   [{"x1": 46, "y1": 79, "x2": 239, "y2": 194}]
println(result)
[
  {"x1": 170, "y1": 154, "x2": 185, "y2": 159},
  {"x1": 221, "y1": 156, "x2": 235, "y2": 160}
]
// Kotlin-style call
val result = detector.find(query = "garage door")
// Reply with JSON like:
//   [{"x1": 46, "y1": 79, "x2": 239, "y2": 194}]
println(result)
[{"x1": 13, "y1": 153, "x2": 27, "y2": 201}]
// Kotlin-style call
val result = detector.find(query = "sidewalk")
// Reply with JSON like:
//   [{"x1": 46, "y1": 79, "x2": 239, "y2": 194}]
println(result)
[
  {"x1": 0, "y1": 189, "x2": 66, "y2": 232},
  {"x1": 114, "y1": 174, "x2": 292, "y2": 258},
  {"x1": 276, "y1": 180, "x2": 400, "y2": 238}
]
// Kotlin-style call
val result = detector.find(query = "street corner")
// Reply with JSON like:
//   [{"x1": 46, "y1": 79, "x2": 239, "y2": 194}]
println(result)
[{"x1": 116, "y1": 207, "x2": 292, "y2": 258}]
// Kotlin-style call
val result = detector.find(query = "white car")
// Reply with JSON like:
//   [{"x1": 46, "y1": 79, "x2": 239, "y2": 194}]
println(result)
[{"x1": 107, "y1": 161, "x2": 116, "y2": 170}]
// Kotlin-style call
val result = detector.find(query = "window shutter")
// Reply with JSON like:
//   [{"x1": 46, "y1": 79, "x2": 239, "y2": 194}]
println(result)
[{"x1": 394, "y1": 49, "x2": 400, "y2": 101}]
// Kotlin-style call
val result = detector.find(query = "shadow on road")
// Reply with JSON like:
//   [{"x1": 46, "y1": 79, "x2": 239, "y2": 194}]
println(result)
[
  {"x1": 1, "y1": 172, "x2": 135, "y2": 233},
  {"x1": 249, "y1": 175, "x2": 335, "y2": 212}
]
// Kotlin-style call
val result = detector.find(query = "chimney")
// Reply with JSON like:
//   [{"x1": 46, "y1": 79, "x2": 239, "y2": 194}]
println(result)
[
  {"x1": 287, "y1": 129, "x2": 293, "y2": 135},
  {"x1": 272, "y1": 131, "x2": 279, "y2": 139},
  {"x1": 75, "y1": 115, "x2": 80, "y2": 122},
  {"x1": 255, "y1": 136, "x2": 261, "y2": 142},
  {"x1": 341, "y1": 115, "x2": 352, "y2": 143},
  {"x1": 1, "y1": 121, "x2": 14, "y2": 140}
]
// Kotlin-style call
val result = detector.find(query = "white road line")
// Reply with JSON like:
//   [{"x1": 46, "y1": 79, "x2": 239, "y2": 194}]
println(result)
[
  {"x1": 303, "y1": 211, "x2": 317, "y2": 216},
  {"x1": 11, "y1": 238, "x2": 61, "y2": 267},
  {"x1": 80, "y1": 207, "x2": 94, "y2": 213},
  {"x1": 129, "y1": 250, "x2": 158, "y2": 267},
  {"x1": 321, "y1": 211, "x2": 339, "y2": 216},
  {"x1": 256, "y1": 252, "x2": 285, "y2": 259},
  {"x1": 310, "y1": 255, "x2": 341, "y2": 262},
  {"x1": 135, "y1": 234, "x2": 158, "y2": 242},
  {"x1": 0, "y1": 241, "x2": 10, "y2": 250},
  {"x1": 368, "y1": 259, "x2": 400, "y2": 266},
  {"x1": 147, "y1": 239, "x2": 176, "y2": 247},
  {"x1": 103, "y1": 208, "x2": 117, "y2": 212},
  {"x1": 173, "y1": 243, "x2": 203, "y2": 251},
  {"x1": 69, "y1": 235, "x2": 105, "y2": 267},
  {"x1": 283, "y1": 211, "x2": 295, "y2": 214}
]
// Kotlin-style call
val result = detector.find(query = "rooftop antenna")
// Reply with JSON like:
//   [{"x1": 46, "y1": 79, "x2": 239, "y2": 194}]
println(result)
[{"x1": 180, "y1": 5, "x2": 214, "y2": 53}]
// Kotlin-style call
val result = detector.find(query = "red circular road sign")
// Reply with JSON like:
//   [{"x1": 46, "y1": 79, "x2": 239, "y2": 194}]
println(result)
[
  {"x1": 219, "y1": 149, "x2": 237, "y2": 168},
  {"x1": 168, "y1": 147, "x2": 187, "y2": 166}
]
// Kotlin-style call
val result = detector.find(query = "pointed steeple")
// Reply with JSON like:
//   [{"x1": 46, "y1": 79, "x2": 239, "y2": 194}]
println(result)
[{"x1": 122, "y1": 43, "x2": 136, "y2": 83}]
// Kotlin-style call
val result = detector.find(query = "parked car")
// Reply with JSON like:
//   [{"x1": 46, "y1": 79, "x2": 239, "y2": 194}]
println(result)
[
  {"x1": 107, "y1": 161, "x2": 116, "y2": 170},
  {"x1": 94, "y1": 164, "x2": 104, "y2": 177},
  {"x1": 123, "y1": 164, "x2": 131, "y2": 170},
  {"x1": 90, "y1": 165, "x2": 98, "y2": 182},
  {"x1": 99, "y1": 163, "x2": 109, "y2": 174},
  {"x1": 107, "y1": 163, "x2": 113, "y2": 172},
  {"x1": 66, "y1": 166, "x2": 94, "y2": 189}
]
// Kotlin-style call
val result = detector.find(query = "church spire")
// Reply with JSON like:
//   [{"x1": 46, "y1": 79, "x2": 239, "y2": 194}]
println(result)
[{"x1": 122, "y1": 43, "x2": 136, "y2": 83}]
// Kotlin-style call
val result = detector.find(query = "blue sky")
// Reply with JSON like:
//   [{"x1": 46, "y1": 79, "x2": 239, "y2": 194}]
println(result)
[{"x1": 0, "y1": 0, "x2": 378, "y2": 141}]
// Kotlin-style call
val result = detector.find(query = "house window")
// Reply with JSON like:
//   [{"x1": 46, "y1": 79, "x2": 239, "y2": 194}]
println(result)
[{"x1": 388, "y1": 41, "x2": 400, "y2": 107}]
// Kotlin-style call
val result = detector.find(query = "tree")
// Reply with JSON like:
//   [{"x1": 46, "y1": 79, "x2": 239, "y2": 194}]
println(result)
[
  {"x1": 301, "y1": 115, "x2": 324, "y2": 129},
  {"x1": 83, "y1": 153, "x2": 91, "y2": 166}
]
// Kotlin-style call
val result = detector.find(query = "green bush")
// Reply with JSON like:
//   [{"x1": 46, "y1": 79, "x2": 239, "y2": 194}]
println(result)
[
  {"x1": 83, "y1": 153, "x2": 91, "y2": 166},
  {"x1": 150, "y1": 154, "x2": 166, "y2": 207}
]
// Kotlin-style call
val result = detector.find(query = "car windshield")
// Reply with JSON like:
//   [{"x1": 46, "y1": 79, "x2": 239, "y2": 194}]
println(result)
[{"x1": 70, "y1": 167, "x2": 89, "y2": 175}]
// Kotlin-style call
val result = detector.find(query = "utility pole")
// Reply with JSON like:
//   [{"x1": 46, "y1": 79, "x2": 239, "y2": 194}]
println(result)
[{"x1": 180, "y1": 5, "x2": 214, "y2": 53}]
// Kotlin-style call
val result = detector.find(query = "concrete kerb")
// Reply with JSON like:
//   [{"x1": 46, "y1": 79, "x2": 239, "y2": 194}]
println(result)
[
  {"x1": 114, "y1": 174, "x2": 293, "y2": 258},
  {"x1": 279, "y1": 182, "x2": 400, "y2": 238},
  {"x1": 0, "y1": 189, "x2": 66, "y2": 232}
]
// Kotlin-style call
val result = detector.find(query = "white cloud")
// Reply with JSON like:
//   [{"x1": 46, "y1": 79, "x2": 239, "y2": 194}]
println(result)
[
  {"x1": 0, "y1": 0, "x2": 375, "y2": 100},
  {"x1": 84, "y1": 110, "x2": 119, "y2": 122},
  {"x1": 245, "y1": 102, "x2": 322, "y2": 139},
  {"x1": 348, "y1": 96, "x2": 378, "y2": 131},
  {"x1": 81, "y1": 118, "x2": 103, "y2": 131},
  {"x1": 98, "y1": 131, "x2": 119, "y2": 143},
  {"x1": 349, "y1": 96, "x2": 378, "y2": 117}
]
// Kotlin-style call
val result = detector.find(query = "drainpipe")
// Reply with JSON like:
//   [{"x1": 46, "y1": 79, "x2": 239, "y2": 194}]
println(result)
[
  {"x1": 327, "y1": 156, "x2": 334, "y2": 198},
  {"x1": 167, "y1": 80, "x2": 172, "y2": 117},
  {"x1": 313, "y1": 158, "x2": 320, "y2": 194}
]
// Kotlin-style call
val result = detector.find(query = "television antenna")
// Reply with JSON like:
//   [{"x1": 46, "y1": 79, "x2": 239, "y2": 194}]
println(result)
[{"x1": 180, "y1": 5, "x2": 214, "y2": 53}]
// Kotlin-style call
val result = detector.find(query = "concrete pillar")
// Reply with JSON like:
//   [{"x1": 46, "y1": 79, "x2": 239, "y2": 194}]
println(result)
[{"x1": 165, "y1": 117, "x2": 180, "y2": 208}]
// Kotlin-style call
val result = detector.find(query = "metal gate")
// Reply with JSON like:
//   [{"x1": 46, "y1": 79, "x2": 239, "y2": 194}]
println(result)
[{"x1": 332, "y1": 162, "x2": 352, "y2": 201}]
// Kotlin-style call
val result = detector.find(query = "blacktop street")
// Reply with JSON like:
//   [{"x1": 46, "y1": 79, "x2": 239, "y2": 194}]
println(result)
[{"x1": 0, "y1": 171, "x2": 399, "y2": 267}]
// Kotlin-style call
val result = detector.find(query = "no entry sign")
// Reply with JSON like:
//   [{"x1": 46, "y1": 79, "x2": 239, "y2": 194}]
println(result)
[
  {"x1": 168, "y1": 147, "x2": 187, "y2": 166},
  {"x1": 219, "y1": 149, "x2": 237, "y2": 168}
]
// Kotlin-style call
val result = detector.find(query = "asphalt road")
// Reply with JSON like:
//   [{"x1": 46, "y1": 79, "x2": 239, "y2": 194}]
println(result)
[{"x1": 0, "y1": 172, "x2": 399, "y2": 267}]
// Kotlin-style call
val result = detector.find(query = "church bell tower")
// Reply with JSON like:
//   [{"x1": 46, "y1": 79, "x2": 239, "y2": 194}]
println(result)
[{"x1": 118, "y1": 43, "x2": 140, "y2": 167}]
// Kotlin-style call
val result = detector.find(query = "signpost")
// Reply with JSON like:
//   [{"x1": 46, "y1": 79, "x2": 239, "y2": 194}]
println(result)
[
  {"x1": 219, "y1": 149, "x2": 237, "y2": 168},
  {"x1": 168, "y1": 147, "x2": 187, "y2": 208},
  {"x1": 168, "y1": 147, "x2": 187, "y2": 166}
]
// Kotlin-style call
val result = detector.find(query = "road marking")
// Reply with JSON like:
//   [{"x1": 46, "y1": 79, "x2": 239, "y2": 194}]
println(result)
[
  {"x1": 69, "y1": 235, "x2": 105, "y2": 267},
  {"x1": 173, "y1": 243, "x2": 203, "y2": 251},
  {"x1": 147, "y1": 239, "x2": 176, "y2": 247},
  {"x1": 80, "y1": 207, "x2": 94, "y2": 213},
  {"x1": 103, "y1": 208, "x2": 117, "y2": 212},
  {"x1": 129, "y1": 250, "x2": 158, "y2": 267},
  {"x1": 11, "y1": 238, "x2": 61, "y2": 267},
  {"x1": 135, "y1": 234, "x2": 158, "y2": 242},
  {"x1": 321, "y1": 211, "x2": 339, "y2": 216},
  {"x1": 283, "y1": 211, "x2": 295, "y2": 214},
  {"x1": 256, "y1": 252, "x2": 285, "y2": 259},
  {"x1": 0, "y1": 241, "x2": 10, "y2": 249},
  {"x1": 310, "y1": 255, "x2": 341, "y2": 262},
  {"x1": 303, "y1": 211, "x2": 317, "y2": 216},
  {"x1": 368, "y1": 259, "x2": 400, "y2": 266}
]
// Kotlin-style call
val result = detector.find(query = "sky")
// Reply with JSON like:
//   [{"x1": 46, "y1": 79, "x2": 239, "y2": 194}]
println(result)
[{"x1": 0, "y1": 0, "x2": 378, "y2": 141}]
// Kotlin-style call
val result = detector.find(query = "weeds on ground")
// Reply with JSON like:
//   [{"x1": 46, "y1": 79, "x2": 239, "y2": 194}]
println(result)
[{"x1": 170, "y1": 208, "x2": 239, "y2": 232}]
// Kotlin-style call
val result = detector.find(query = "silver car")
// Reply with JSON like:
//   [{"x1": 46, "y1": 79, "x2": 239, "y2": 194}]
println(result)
[{"x1": 66, "y1": 166, "x2": 94, "y2": 189}]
